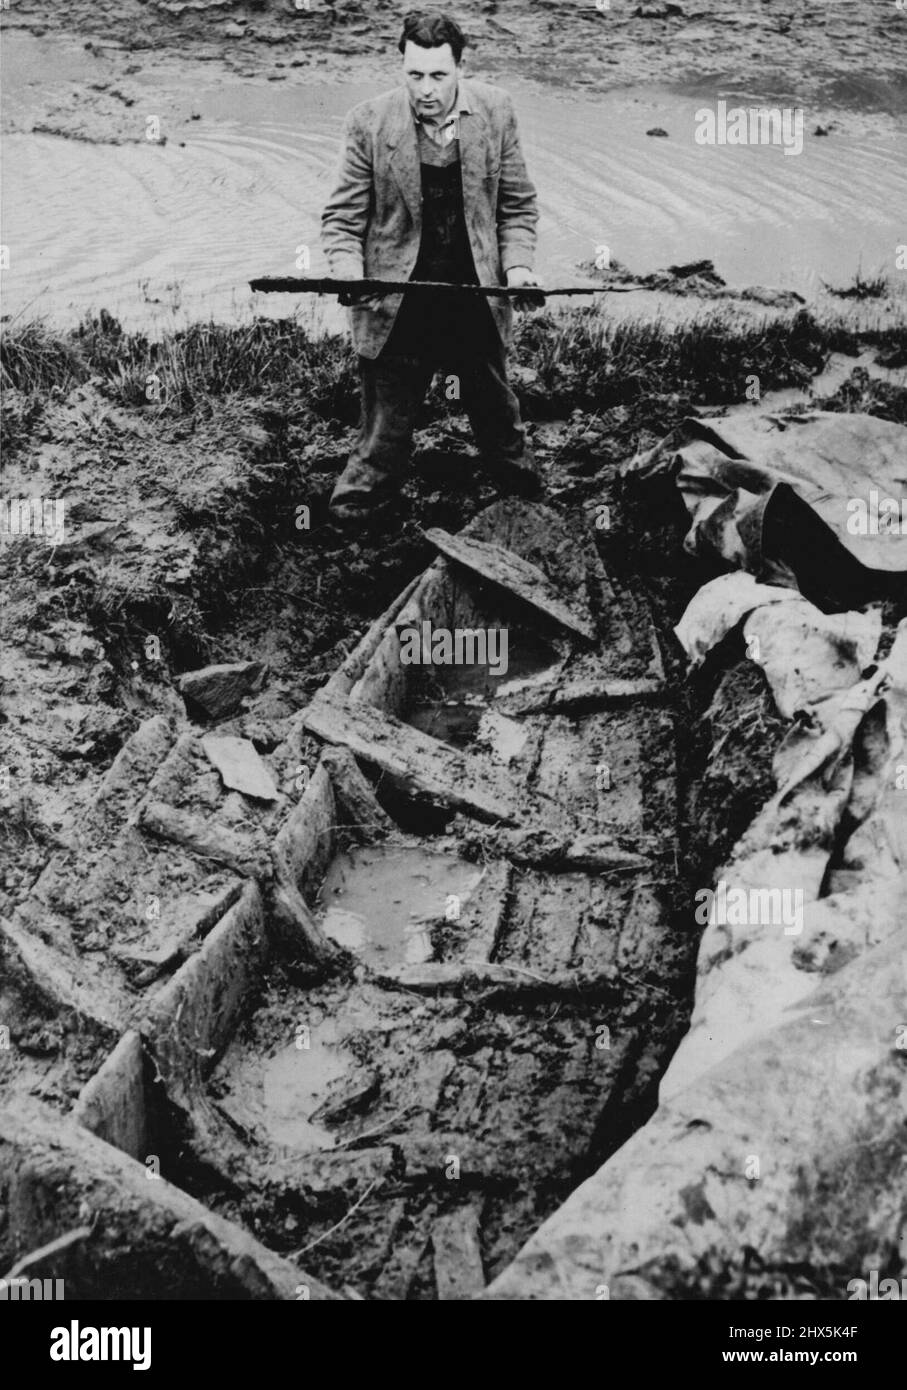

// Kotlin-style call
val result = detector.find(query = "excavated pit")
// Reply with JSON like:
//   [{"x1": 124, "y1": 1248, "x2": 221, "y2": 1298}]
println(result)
[{"x1": 0, "y1": 478, "x2": 758, "y2": 1300}]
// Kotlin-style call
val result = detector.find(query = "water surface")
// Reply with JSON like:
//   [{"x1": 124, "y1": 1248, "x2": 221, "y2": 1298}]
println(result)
[{"x1": 2, "y1": 33, "x2": 904, "y2": 331}]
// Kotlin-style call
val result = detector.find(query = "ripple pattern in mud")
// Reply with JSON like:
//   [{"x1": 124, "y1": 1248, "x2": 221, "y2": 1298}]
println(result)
[{"x1": 2, "y1": 81, "x2": 905, "y2": 329}]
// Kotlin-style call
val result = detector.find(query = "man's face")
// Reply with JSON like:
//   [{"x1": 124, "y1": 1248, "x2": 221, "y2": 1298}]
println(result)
[{"x1": 402, "y1": 40, "x2": 459, "y2": 120}]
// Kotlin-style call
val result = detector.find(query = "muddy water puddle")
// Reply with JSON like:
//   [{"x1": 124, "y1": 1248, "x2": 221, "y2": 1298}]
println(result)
[
  {"x1": 4, "y1": 32, "x2": 906, "y2": 328},
  {"x1": 404, "y1": 630, "x2": 560, "y2": 759},
  {"x1": 317, "y1": 844, "x2": 484, "y2": 969},
  {"x1": 212, "y1": 1021, "x2": 351, "y2": 1155},
  {"x1": 196, "y1": 964, "x2": 662, "y2": 1295}
]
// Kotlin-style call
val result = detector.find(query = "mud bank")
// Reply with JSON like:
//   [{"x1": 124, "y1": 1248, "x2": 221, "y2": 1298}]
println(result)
[{"x1": 5, "y1": 0, "x2": 907, "y2": 106}]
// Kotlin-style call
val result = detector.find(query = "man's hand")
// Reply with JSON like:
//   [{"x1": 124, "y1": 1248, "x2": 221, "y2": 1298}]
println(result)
[{"x1": 506, "y1": 266, "x2": 545, "y2": 310}]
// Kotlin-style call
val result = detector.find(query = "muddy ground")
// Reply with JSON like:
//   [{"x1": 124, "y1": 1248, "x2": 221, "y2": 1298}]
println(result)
[
  {"x1": 3, "y1": 300, "x2": 903, "y2": 914},
  {"x1": 4, "y1": 0, "x2": 907, "y2": 146},
  {"x1": 6, "y1": 0, "x2": 907, "y2": 112},
  {"x1": 2, "y1": 0, "x2": 907, "y2": 1300},
  {"x1": 3, "y1": 296, "x2": 906, "y2": 1293}
]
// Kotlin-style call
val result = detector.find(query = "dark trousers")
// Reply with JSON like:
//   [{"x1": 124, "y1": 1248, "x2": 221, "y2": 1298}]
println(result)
[{"x1": 331, "y1": 295, "x2": 532, "y2": 511}]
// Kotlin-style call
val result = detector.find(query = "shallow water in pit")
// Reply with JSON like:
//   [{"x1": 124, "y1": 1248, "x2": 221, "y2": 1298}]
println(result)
[
  {"x1": 213, "y1": 1017, "x2": 351, "y2": 1154},
  {"x1": 405, "y1": 629, "x2": 560, "y2": 754},
  {"x1": 3, "y1": 33, "x2": 906, "y2": 330},
  {"x1": 318, "y1": 844, "x2": 484, "y2": 969}
]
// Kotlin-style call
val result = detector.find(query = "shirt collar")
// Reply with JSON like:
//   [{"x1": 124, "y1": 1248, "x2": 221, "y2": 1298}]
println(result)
[{"x1": 410, "y1": 79, "x2": 472, "y2": 132}]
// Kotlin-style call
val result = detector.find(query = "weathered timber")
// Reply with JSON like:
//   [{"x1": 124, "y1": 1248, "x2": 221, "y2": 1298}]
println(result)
[
  {"x1": 323, "y1": 574, "x2": 423, "y2": 700},
  {"x1": 374, "y1": 960, "x2": 618, "y2": 997},
  {"x1": 139, "y1": 801, "x2": 272, "y2": 879},
  {"x1": 139, "y1": 882, "x2": 267, "y2": 1126},
  {"x1": 458, "y1": 860, "x2": 513, "y2": 965},
  {"x1": 422, "y1": 527, "x2": 597, "y2": 641},
  {"x1": 111, "y1": 878, "x2": 245, "y2": 986},
  {"x1": 72, "y1": 1029, "x2": 147, "y2": 1159},
  {"x1": 320, "y1": 745, "x2": 396, "y2": 840},
  {"x1": 0, "y1": 1101, "x2": 339, "y2": 1299},
  {"x1": 270, "y1": 761, "x2": 338, "y2": 965},
  {"x1": 201, "y1": 735, "x2": 279, "y2": 801},
  {"x1": 249, "y1": 275, "x2": 613, "y2": 298},
  {"x1": 485, "y1": 826, "x2": 659, "y2": 874},
  {"x1": 432, "y1": 1205, "x2": 486, "y2": 1300},
  {"x1": 303, "y1": 693, "x2": 520, "y2": 825},
  {"x1": 496, "y1": 674, "x2": 666, "y2": 716}
]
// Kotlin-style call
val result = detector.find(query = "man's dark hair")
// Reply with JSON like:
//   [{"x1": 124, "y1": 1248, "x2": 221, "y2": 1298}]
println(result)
[{"x1": 398, "y1": 11, "x2": 466, "y2": 62}]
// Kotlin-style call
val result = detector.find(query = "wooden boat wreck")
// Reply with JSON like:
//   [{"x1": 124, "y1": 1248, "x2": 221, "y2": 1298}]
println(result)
[{"x1": 0, "y1": 501, "x2": 685, "y2": 1299}]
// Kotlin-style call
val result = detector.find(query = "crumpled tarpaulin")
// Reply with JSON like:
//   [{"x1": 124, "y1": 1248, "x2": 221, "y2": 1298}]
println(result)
[
  {"x1": 674, "y1": 570, "x2": 883, "y2": 714},
  {"x1": 646, "y1": 411, "x2": 906, "y2": 1091},
  {"x1": 660, "y1": 617, "x2": 907, "y2": 1098},
  {"x1": 628, "y1": 410, "x2": 907, "y2": 607}
]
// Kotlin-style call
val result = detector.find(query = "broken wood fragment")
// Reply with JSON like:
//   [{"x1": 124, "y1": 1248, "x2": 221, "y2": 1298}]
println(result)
[
  {"x1": 432, "y1": 1205, "x2": 486, "y2": 1301},
  {"x1": 139, "y1": 801, "x2": 272, "y2": 879},
  {"x1": 374, "y1": 959, "x2": 617, "y2": 997},
  {"x1": 140, "y1": 882, "x2": 267, "y2": 1124},
  {"x1": 479, "y1": 827, "x2": 658, "y2": 874},
  {"x1": 303, "y1": 693, "x2": 520, "y2": 826},
  {"x1": 72, "y1": 1029, "x2": 147, "y2": 1160},
  {"x1": 270, "y1": 762, "x2": 340, "y2": 966},
  {"x1": 496, "y1": 675, "x2": 665, "y2": 716},
  {"x1": 272, "y1": 761, "x2": 335, "y2": 894},
  {"x1": 112, "y1": 878, "x2": 244, "y2": 986},
  {"x1": 422, "y1": 527, "x2": 597, "y2": 641},
  {"x1": 323, "y1": 575, "x2": 423, "y2": 700},
  {"x1": 320, "y1": 745, "x2": 396, "y2": 840},
  {"x1": 201, "y1": 734, "x2": 279, "y2": 801},
  {"x1": 270, "y1": 879, "x2": 339, "y2": 968},
  {"x1": 457, "y1": 860, "x2": 513, "y2": 964},
  {"x1": 96, "y1": 715, "x2": 176, "y2": 820}
]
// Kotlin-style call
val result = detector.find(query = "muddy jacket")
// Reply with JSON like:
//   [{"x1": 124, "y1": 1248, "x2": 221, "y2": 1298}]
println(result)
[{"x1": 320, "y1": 78, "x2": 538, "y2": 359}]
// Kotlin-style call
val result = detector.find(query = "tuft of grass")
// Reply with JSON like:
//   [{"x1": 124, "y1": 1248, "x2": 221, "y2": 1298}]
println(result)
[
  {"x1": 0, "y1": 320, "x2": 86, "y2": 393},
  {"x1": 823, "y1": 268, "x2": 889, "y2": 300},
  {"x1": 1, "y1": 303, "x2": 903, "y2": 436},
  {"x1": 813, "y1": 366, "x2": 907, "y2": 427},
  {"x1": 1, "y1": 313, "x2": 360, "y2": 419},
  {"x1": 510, "y1": 306, "x2": 852, "y2": 419}
]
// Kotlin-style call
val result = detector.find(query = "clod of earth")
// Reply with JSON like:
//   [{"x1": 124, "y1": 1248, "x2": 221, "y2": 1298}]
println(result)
[{"x1": 179, "y1": 660, "x2": 267, "y2": 719}]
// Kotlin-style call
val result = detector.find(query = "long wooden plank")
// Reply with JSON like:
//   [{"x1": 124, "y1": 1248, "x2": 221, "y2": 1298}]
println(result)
[
  {"x1": 422, "y1": 527, "x2": 596, "y2": 641},
  {"x1": 249, "y1": 275, "x2": 610, "y2": 298},
  {"x1": 323, "y1": 573, "x2": 423, "y2": 700},
  {"x1": 302, "y1": 693, "x2": 519, "y2": 825}
]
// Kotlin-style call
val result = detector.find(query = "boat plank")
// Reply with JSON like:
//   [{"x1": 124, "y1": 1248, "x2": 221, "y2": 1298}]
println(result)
[
  {"x1": 432, "y1": 1205, "x2": 486, "y2": 1300},
  {"x1": 303, "y1": 692, "x2": 520, "y2": 825},
  {"x1": 422, "y1": 527, "x2": 597, "y2": 641},
  {"x1": 532, "y1": 707, "x2": 677, "y2": 844}
]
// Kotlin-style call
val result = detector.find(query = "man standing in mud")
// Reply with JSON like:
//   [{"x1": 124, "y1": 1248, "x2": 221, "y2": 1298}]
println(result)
[{"x1": 321, "y1": 10, "x2": 543, "y2": 522}]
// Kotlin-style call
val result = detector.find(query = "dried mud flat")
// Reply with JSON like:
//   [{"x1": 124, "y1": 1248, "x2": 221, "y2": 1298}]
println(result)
[
  {"x1": 6, "y1": 0, "x2": 907, "y2": 98},
  {"x1": 3, "y1": 0, "x2": 907, "y2": 145}
]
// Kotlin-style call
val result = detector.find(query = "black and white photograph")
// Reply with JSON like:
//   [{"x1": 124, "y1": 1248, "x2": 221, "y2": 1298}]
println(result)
[{"x1": 1, "y1": 0, "x2": 906, "y2": 1346}]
